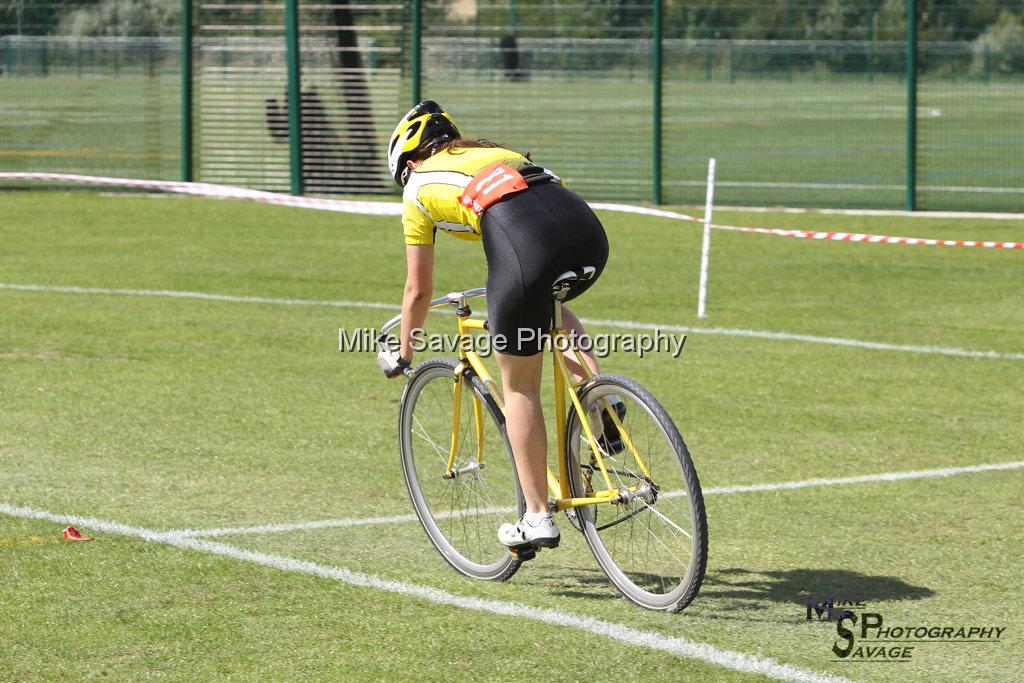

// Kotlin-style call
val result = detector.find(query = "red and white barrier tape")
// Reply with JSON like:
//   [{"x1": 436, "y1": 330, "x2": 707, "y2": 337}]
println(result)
[
  {"x1": 3, "y1": 172, "x2": 1021, "y2": 250},
  {"x1": 581, "y1": 201, "x2": 1024, "y2": 250},
  {"x1": 713, "y1": 224, "x2": 1024, "y2": 250},
  {"x1": 0, "y1": 172, "x2": 402, "y2": 216}
]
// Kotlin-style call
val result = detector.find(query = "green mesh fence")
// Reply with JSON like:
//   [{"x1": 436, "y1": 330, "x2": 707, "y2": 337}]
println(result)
[
  {"x1": 660, "y1": 39, "x2": 909, "y2": 209},
  {"x1": 917, "y1": 31, "x2": 1024, "y2": 211},
  {"x1": 2, "y1": 1, "x2": 1022, "y2": 211},
  {"x1": 194, "y1": 3, "x2": 290, "y2": 191},
  {"x1": 416, "y1": 1, "x2": 1022, "y2": 211},
  {"x1": 0, "y1": 2, "x2": 181, "y2": 181},
  {"x1": 419, "y1": 3, "x2": 656, "y2": 202},
  {"x1": 193, "y1": 1, "x2": 402, "y2": 193}
]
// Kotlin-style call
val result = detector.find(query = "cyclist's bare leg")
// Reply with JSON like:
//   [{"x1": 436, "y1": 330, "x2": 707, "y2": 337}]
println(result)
[
  {"x1": 561, "y1": 305, "x2": 599, "y2": 382},
  {"x1": 561, "y1": 305, "x2": 625, "y2": 451},
  {"x1": 494, "y1": 351, "x2": 548, "y2": 514}
]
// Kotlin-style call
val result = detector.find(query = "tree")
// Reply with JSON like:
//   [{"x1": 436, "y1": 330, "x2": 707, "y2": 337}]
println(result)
[
  {"x1": 972, "y1": 9, "x2": 1024, "y2": 74},
  {"x1": 55, "y1": 0, "x2": 179, "y2": 38}
]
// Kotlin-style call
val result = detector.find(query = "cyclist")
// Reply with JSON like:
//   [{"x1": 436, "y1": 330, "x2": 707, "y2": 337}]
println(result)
[{"x1": 382, "y1": 101, "x2": 621, "y2": 553}]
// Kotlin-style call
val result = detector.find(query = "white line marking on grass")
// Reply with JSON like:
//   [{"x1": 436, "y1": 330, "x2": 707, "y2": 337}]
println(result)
[
  {"x1": 688, "y1": 459, "x2": 1024, "y2": 497},
  {"x1": 0, "y1": 282, "x2": 399, "y2": 311},
  {"x1": 4, "y1": 282, "x2": 1024, "y2": 361},
  {"x1": 171, "y1": 507, "x2": 513, "y2": 538},
  {"x1": 171, "y1": 513, "x2": 421, "y2": 538},
  {"x1": 579, "y1": 318, "x2": 1024, "y2": 361},
  {"x1": 177, "y1": 460, "x2": 1024, "y2": 538},
  {"x1": 0, "y1": 502, "x2": 851, "y2": 683}
]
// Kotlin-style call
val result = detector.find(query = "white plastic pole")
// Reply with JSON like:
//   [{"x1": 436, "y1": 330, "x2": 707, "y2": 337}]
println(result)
[{"x1": 696, "y1": 157, "x2": 716, "y2": 319}]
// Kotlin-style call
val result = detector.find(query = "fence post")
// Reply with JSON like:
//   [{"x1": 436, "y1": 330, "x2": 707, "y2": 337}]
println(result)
[
  {"x1": 285, "y1": 0, "x2": 304, "y2": 195},
  {"x1": 905, "y1": 0, "x2": 917, "y2": 211},
  {"x1": 867, "y1": 9, "x2": 876, "y2": 83},
  {"x1": 785, "y1": 0, "x2": 794, "y2": 81},
  {"x1": 652, "y1": 0, "x2": 663, "y2": 205},
  {"x1": 703, "y1": 1, "x2": 712, "y2": 81},
  {"x1": 411, "y1": 0, "x2": 422, "y2": 105},
  {"x1": 181, "y1": 0, "x2": 193, "y2": 182},
  {"x1": 729, "y1": 40, "x2": 736, "y2": 83}
]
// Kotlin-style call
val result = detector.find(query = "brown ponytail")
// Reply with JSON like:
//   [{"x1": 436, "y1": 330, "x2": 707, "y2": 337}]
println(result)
[{"x1": 426, "y1": 137, "x2": 531, "y2": 161}]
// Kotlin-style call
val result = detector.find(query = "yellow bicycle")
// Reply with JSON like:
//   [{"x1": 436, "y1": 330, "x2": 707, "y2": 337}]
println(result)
[{"x1": 377, "y1": 267, "x2": 707, "y2": 612}]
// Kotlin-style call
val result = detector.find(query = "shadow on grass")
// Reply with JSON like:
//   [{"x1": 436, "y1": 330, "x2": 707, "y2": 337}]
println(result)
[
  {"x1": 703, "y1": 567, "x2": 934, "y2": 608},
  {"x1": 688, "y1": 567, "x2": 935, "y2": 622},
  {"x1": 535, "y1": 565, "x2": 935, "y2": 616}
]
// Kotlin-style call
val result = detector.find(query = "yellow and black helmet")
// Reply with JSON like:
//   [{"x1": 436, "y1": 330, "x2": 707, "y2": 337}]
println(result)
[{"x1": 387, "y1": 100, "x2": 461, "y2": 187}]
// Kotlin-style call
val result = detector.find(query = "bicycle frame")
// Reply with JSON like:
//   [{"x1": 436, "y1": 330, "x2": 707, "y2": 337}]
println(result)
[{"x1": 379, "y1": 288, "x2": 653, "y2": 513}]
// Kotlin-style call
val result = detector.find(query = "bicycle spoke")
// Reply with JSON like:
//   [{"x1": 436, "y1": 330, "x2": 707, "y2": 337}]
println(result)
[
  {"x1": 568, "y1": 377, "x2": 706, "y2": 610},
  {"x1": 636, "y1": 496, "x2": 692, "y2": 540},
  {"x1": 400, "y1": 361, "x2": 522, "y2": 579},
  {"x1": 411, "y1": 413, "x2": 450, "y2": 468}
]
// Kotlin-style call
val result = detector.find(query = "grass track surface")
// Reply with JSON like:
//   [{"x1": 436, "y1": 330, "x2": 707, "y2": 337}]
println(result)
[{"x1": 2, "y1": 192, "x2": 1023, "y2": 681}]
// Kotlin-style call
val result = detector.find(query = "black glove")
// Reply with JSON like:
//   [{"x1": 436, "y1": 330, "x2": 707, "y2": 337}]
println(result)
[{"x1": 385, "y1": 355, "x2": 411, "y2": 379}]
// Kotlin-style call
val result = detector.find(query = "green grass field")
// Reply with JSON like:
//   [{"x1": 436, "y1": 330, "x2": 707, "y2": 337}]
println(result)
[
  {"x1": 0, "y1": 74, "x2": 180, "y2": 180},
  {"x1": 2, "y1": 190, "x2": 1023, "y2": 681},
  {"x1": 3, "y1": 71, "x2": 1022, "y2": 211}
]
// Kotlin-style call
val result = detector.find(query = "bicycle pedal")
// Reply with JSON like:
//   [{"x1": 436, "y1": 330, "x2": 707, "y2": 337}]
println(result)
[{"x1": 509, "y1": 546, "x2": 537, "y2": 561}]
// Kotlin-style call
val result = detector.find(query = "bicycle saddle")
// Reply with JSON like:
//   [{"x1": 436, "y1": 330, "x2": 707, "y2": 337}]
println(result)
[{"x1": 551, "y1": 265, "x2": 597, "y2": 301}]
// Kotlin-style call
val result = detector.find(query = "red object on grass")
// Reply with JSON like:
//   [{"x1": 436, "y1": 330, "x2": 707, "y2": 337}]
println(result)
[{"x1": 62, "y1": 526, "x2": 95, "y2": 542}]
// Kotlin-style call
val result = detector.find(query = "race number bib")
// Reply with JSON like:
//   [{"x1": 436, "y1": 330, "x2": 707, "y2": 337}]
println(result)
[{"x1": 459, "y1": 163, "x2": 528, "y2": 215}]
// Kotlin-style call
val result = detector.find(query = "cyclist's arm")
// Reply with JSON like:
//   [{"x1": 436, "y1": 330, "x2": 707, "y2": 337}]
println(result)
[{"x1": 400, "y1": 243, "x2": 434, "y2": 361}]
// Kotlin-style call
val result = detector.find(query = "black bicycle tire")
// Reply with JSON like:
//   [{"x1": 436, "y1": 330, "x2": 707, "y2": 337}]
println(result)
[
  {"x1": 566, "y1": 373, "x2": 708, "y2": 612},
  {"x1": 398, "y1": 357, "x2": 524, "y2": 582}
]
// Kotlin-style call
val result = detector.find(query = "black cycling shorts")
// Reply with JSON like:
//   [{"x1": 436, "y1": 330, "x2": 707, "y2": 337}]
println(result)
[{"x1": 481, "y1": 182, "x2": 609, "y2": 356}]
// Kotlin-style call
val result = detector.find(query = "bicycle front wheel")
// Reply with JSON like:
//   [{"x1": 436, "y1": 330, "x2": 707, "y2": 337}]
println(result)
[
  {"x1": 398, "y1": 357, "x2": 524, "y2": 581},
  {"x1": 566, "y1": 374, "x2": 708, "y2": 612}
]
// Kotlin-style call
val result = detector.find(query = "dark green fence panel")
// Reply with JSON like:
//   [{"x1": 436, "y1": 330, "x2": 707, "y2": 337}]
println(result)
[
  {"x1": 903, "y1": 0, "x2": 1024, "y2": 212},
  {"x1": 2, "y1": 1, "x2": 1022, "y2": 210},
  {"x1": 193, "y1": 1, "x2": 290, "y2": 192},
  {"x1": 917, "y1": 41, "x2": 1024, "y2": 211},
  {"x1": 661, "y1": 39, "x2": 908, "y2": 209},
  {"x1": 190, "y1": 0, "x2": 402, "y2": 194},
  {"x1": 0, "y1": 0, "x2": 182, "y2": 182},
  {"x1": 296, "y1": 0, "x2": 404, "y2": 194},
  {"x1": 417, "y1": 1, "x2": 656, "y2": 202}
]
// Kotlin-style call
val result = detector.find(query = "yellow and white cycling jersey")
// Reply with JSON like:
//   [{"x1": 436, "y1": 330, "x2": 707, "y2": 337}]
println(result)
[{"x1": 401, "y1": 146, "x2": 558, "y2": 245}]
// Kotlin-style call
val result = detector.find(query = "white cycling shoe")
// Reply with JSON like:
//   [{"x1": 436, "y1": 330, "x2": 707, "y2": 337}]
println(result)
[{"x1": 498, "y1": 514, "x2": 561, "y2": 551}]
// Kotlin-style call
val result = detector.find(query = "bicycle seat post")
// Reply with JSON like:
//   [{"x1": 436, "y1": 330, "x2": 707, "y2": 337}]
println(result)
[{"x1": 550, "y1": 266, "x2": 596, "y2": 331}]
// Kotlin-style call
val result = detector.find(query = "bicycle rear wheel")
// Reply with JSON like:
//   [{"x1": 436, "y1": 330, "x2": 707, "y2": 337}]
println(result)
[
  {"x1": 398, "y1": 357, "x2": 524, "y2": 581},
  {"x1": 566, "y1": 374, "x2": 707, "y2": 612}
]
